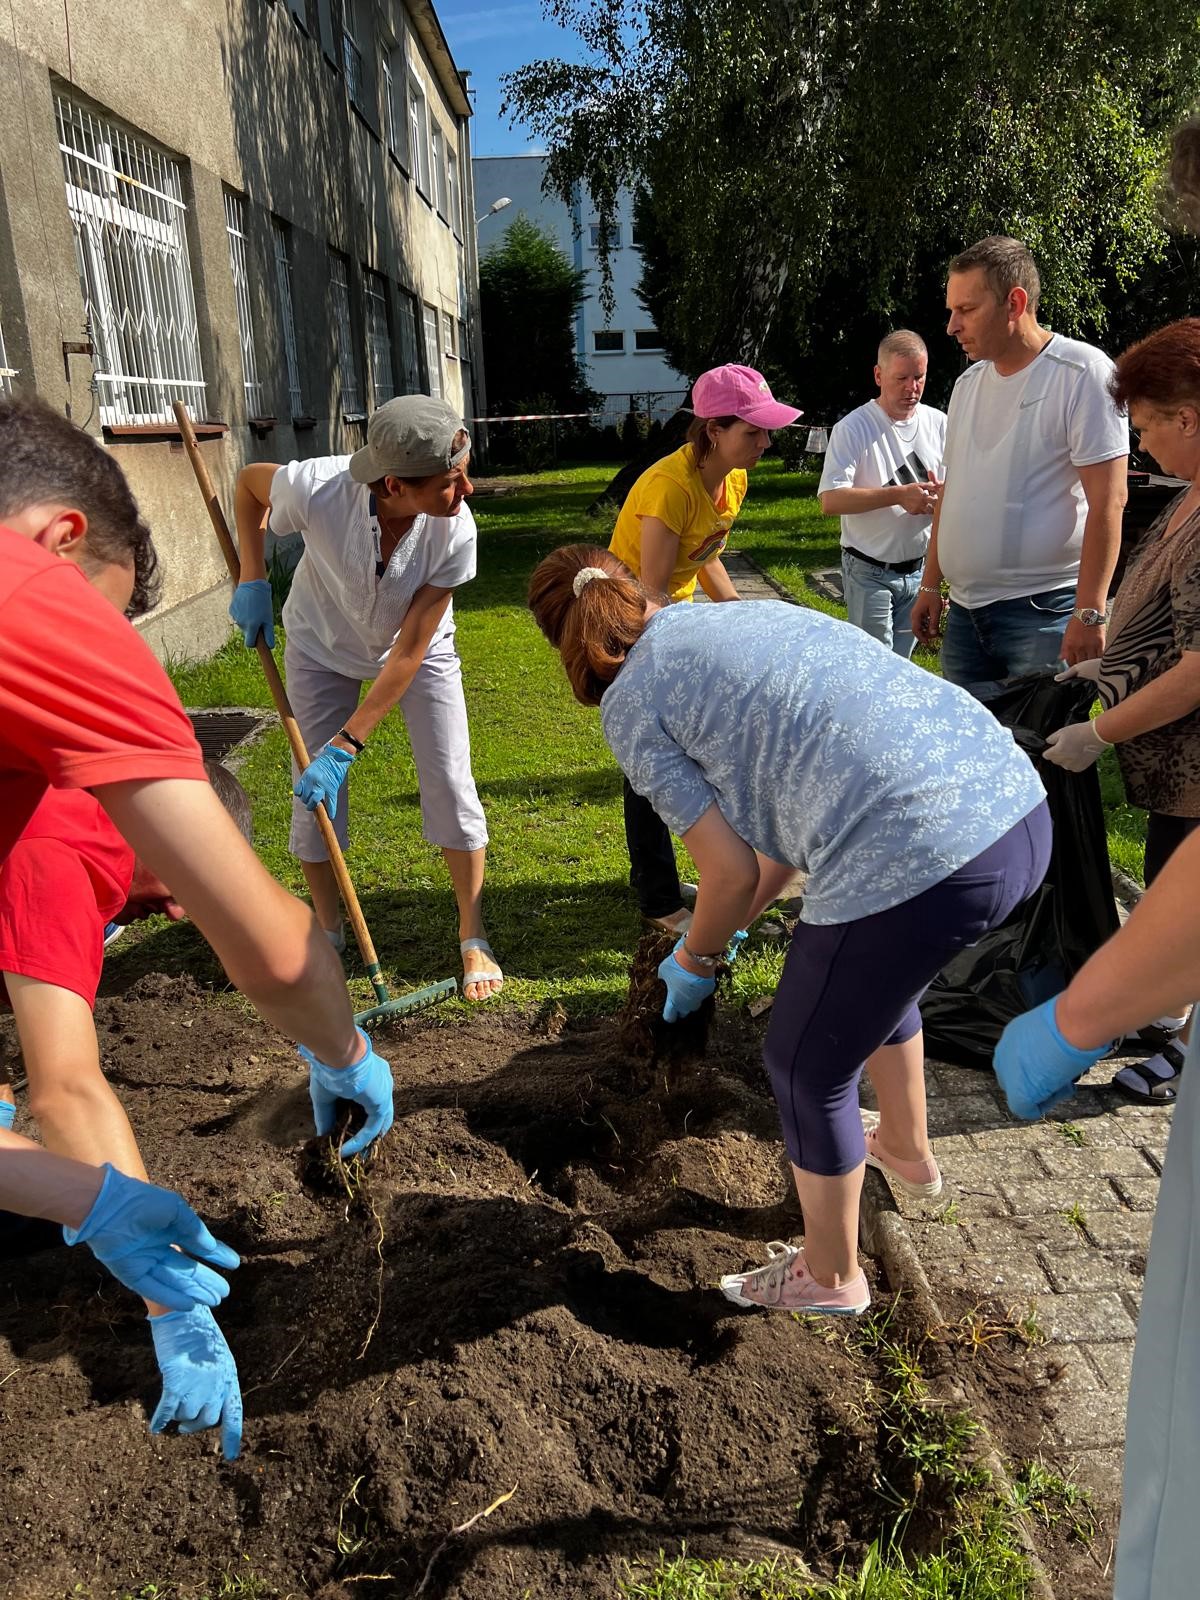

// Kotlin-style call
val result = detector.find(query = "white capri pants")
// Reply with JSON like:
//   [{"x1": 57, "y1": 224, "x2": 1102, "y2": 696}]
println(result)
[{"x1": 285, "y1": 636, "x2": 489, "y2": 861}]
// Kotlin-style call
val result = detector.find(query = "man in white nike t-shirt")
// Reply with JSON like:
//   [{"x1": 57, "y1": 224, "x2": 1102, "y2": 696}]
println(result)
[
  {"x1": 911, "y1": 236, "x2": 1128, "y2": 698},
  {"x1": 819, "y1": 330, "x2": 947, "y2": 657}
]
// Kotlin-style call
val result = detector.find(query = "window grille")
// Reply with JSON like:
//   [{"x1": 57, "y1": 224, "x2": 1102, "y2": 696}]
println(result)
[
  {"x1": 56, "y1": 94, "x2": 206, "y2": 426},
  {"x1": 223, "y1": 191, "x2": 262, "y2": 414},
  {"x1": 342, "y1": 18, "x2": 364, "y2": 105},
  {"x1": 330, "y1": 253, "x2": 364, "y2": 417},
  {"x1": 397, "y1": 289, "x2": 421, "y2": 393},
  {"x1": 365, "y1": 273, "x2": 395, "y2": 405},
  {"x1": 272, "y1": 219, "x2": 303, "y2": 417},
  {"x1": 422, "y1": 302, "x2": 442, "y2": 399}
]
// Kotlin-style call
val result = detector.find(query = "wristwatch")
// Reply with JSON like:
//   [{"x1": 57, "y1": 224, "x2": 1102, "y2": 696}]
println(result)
[{"x1": 1071, "y1": 607, "x2": 1106, "y2": 627}]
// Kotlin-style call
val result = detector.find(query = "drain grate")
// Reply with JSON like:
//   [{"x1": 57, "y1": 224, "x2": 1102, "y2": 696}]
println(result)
[{"x1": 186, "y1": 709, "x2": 272, "y2": 764}]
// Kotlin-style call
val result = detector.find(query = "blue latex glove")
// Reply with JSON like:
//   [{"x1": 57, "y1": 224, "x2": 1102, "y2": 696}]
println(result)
[
  {"x1": 726, "y1": 929, "x2": 749, "y2": 964},
  {"x1": 658, "y1": 944, "x2": 716, "y2": 1024},
  {"x1": 294, "y1": 743, "x2": 356, "y2": 818},
  {"x1": 0, "y1": 1100, "x2": 14, "y2": 1131},
  {"x1": 300, "y1": 1026, "x2": 394, "y2": 1158},
  {"x1": 994, "y1": 998, "x2": 1110, "y2": 1120},
  {"x1": 63, "y1": 1164, "x2": 239, "y2": 1311},
  {"x1": 149, "y1": 1305, "x2": 242, "y2": 1460},
  {"x1": 228, "y1": 579, "x2": 275, "y2": 649}
]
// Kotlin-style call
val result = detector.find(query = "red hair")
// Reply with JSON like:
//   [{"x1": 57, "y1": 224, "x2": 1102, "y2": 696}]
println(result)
[
  {"x1": 527, "y1": 545, "x2": 648, "y2": 705},
  {"x1": 1110, "y1": 318, "x2": 1200, "y2": 413}
]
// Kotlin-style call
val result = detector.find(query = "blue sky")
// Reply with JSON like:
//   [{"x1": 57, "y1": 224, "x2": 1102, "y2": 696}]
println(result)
[{"x1": 436, "y1": 1, "x2": 589, "y2": 157}]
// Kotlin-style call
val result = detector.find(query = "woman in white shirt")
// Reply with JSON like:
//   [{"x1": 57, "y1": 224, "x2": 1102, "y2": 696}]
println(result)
[{"x1": 230, "y1": 396, "x2": 501, "y2": 1002}]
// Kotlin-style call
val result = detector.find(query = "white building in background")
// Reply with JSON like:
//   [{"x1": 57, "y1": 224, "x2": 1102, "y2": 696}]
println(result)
[{"x1": 474, "y1": 153, "x2": 687, "y2": 420}]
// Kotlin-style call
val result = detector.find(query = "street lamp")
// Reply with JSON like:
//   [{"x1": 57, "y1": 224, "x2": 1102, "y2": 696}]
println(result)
[{"x1": 474, "y1": 196, "x2": 512, "y2": 227}]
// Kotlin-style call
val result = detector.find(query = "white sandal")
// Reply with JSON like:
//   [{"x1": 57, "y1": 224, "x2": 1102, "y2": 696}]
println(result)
[{"x1": 460, "y1": 937, "x2": 503, "y2": 1001}]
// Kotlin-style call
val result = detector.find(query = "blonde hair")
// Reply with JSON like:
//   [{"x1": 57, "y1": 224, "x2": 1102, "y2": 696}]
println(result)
[{"x1": 877, "y1": 330, "x2": 927, "y2": 365}]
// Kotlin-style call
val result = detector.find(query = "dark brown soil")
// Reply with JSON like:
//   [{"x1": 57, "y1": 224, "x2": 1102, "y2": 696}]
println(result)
[{"x1": 0, "y1": 974, "x2": 901, "y2": 1600}]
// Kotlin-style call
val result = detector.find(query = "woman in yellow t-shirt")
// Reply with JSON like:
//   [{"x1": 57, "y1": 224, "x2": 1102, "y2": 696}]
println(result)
[{"x1": 609, "y1": 363, "x2": 802, "y2": 932}]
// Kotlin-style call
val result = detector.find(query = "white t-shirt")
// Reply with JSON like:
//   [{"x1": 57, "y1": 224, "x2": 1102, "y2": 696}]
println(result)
[
  {"x1": 937, "y1": 334, "x2": 1128, "y2": 608},
  {"x1": 269, "y1": 455, "x2": 477, "y2": 679},
  {"x1": 818, "y1": 400, "x2": 947, "y2": 562}
]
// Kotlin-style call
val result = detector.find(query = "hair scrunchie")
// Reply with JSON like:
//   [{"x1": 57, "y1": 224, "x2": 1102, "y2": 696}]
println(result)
[{"x1": 572, "y1": 566, "x2": 610, "y2": 598}]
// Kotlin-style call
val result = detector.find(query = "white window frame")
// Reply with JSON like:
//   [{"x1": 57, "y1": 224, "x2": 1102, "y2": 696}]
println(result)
[
  {"x1": 592, "y1": 329, "x2": 625, "y2": 354},
  {"x1": 634, "y1": 328, "x2": 664, "y2": 353},
  {"x1": 364, "y1": 271, "x2": 395, "y2": 406},
  {"x1": 272, "y1": 219, "x2": 303, "y2": 418},
  {"x1": 329, "y1": 252, "x2": 364, "y2": 419},
  {"x1": 381, "y1": 45, "x2": 409, "y2": 168},
  {"x1": 442, "y1": 310, "x2": 457, "y2": 361},
  {"x1": 421, "y1": 302, "x2": 442, "y2": 399},
  {"x1": 447, "y1": 146, "x2": 460, "y2": 236},
  {"x1": 431, "y1": 123, "x2": 447, "y2": 218},
  {"x1": 223, "y1": 190, "x2": 263, "y2": 414},
  {"x1": 56, "y1": 94, "x2": 206, "y2": 427},
  {"x1": 589, "y1": 222, "x2": 621, "y2": 250},
  {"x1": 408, "y1": 75, "x2": 430, "y2": 197}
]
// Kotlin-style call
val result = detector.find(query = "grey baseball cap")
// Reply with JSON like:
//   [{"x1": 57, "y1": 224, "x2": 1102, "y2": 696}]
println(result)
[{"x1": 348, "y1": 395, "x2": 471, "y2": 483}]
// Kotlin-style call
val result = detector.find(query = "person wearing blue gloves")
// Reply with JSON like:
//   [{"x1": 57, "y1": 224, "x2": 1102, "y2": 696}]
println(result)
[
  {"x1": 995, "y1": 818, "x2": 1200, "y2": 1599},
  {"x1": 230, "y1": 395, "x2": 502, "y2": 1003},
  {"x1": 530, "y1": 544, "x2": 1049, "y2": 1317}
]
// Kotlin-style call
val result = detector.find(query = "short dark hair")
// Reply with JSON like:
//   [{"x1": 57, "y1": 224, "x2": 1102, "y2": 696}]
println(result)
[
  {"x1": 948, "y1": 236, "x2": 1041, "y2": 315},
  {"x1": 0, "y1": 393, "x2": 161, "y2": 618},
  {"x1": 203, "y1": 759, "x2": 253, "y2": 842}
]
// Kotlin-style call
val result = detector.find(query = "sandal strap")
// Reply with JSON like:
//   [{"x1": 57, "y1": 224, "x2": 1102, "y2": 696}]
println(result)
[{"x1": 460, "y1": 937, "x2": 495, "y2": 956}]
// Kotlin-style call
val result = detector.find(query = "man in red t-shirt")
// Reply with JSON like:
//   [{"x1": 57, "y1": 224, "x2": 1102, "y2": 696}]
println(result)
[{"x1": 0, "y1": 396, "x2": 391, "y2": 1457}]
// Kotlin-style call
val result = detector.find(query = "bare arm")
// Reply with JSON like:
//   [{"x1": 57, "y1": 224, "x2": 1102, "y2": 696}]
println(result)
[
  {"x1": 95, "y1": 779, "x2": 359, "y2": 1067},
  {"x1": 337, "y1": 586, "x2": 454, "y2": 746},
  {"x1": 674, "y1": 804, "x2": 760, "y2": 972},
  {"x1": 1095, "y1": 650, "x2": 1200, "y2": 745},
  {"x1": 912, "y1": 494, "x2": 949, "y2": 645},
  {"x1": 637, "y1": 516, "x2": 682, "y2": 596},
  {"x1": 234, "y1": 463, "x2": 282, "y2": 583},
  {"x1": 744, "y1": 854, "x2": 799, "y2": 926},
  {"x1": 821, "y1": 481, "x2": 941, "y2": 517},
  {"x1": 695, "y1": 558, "x2": 740, "y2": 602},
  {"x1": 1063, "y1": 455, "x2": 1128, "y2": 665},
  {"x1": 0, "y1": 1136, "x2": 104, "y2": 1227},
  {"x1": 1056, "y1": 828, "x2": 1200, "y2": 1049}
]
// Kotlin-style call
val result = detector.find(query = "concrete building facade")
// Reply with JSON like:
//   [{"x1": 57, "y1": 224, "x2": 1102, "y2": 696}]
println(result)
[
  {"x1": 0, "y1": 0, "x2": 482, "y2": 660},
  {"x1": 474, "y1": 154, "x2": 687, "y2": 421}
]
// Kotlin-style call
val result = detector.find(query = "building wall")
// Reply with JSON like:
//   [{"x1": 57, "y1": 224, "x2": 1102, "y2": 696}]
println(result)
[
  {"x1": 0, "y1": 0, "x2": 480, "y2": 662},
  {"x1": 474, "y1": 153, "x2": 687, "y2": 420}
]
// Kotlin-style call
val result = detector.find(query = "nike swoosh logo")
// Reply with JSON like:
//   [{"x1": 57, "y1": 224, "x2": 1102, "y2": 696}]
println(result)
[{"x1": 1019, "y1": 397, "x2": 1045, "y2": 409}]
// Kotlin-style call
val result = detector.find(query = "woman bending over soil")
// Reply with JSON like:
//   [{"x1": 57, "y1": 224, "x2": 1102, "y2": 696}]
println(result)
[{"x1": 529, "y1": 545, "x2": 1049, "y2": 1316}]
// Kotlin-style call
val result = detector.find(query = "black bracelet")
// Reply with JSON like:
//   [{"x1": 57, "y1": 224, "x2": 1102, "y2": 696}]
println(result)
[{"x1": 337, "y1": 727, "x2": 365, "y2": 753}]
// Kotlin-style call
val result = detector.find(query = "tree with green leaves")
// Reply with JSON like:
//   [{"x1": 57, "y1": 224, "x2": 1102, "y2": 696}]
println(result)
[
  {"x1": 504, "y1": 0, "x2": 1200, "y2": 421},
  {"x1": 478, "y1": 214, "x2": 595, "y2": 416}
]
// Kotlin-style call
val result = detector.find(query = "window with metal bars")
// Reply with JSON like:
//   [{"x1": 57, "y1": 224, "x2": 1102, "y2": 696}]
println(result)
[
  {"x1": 364, "y1": 273, "x2": 395, "y2": 406},
  {"x1": 330, "y1": 252, "x2": 364, "y2": 417},
  {"x1": 421, "y1": 303, "x2": 442, "y2": 399},
  {"x1": 56, "y1": 93, "x2": 206, "y2": 426},
  {"x1": 223, "y1": 190, "x2": 262, "y2": 415},
  {"x1": 342, "y1": 14, "x2": 364, "y2": 106},
  {"x1": 272, "y1": 219, "x2": 303, "y2": 418},
  {"x1": 397, "y1": 288, "x2": 421, "y2": 394}
]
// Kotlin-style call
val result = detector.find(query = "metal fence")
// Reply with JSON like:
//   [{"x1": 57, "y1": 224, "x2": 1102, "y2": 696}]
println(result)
[
  {"x1": 56, "y1": 93, "x2": 206, "y2": 426},
  {"x1": 223, "y1": 190, "x2": 262, "y2": 415},
  {"x1": 272, "y1": 220, "x2": 303, "y2": 418}
]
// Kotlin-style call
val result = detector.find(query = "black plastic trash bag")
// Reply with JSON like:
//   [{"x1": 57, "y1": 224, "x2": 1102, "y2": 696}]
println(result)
[{"x1": 919, "y1": 670, "x2": 1121, "y2": 1070}]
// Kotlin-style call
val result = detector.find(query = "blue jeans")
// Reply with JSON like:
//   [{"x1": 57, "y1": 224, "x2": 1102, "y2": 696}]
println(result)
[
  {"x1": 940, "y1": 587, "x2": 1073, "y2": 700},
  {"x1": 841, "y1": 550, "x2": 920, "y2": 658}
]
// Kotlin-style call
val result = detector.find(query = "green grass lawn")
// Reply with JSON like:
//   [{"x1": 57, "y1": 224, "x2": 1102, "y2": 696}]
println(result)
[{"x1": 147, "y1": 456, "x2": 1142, "y2": 1017}]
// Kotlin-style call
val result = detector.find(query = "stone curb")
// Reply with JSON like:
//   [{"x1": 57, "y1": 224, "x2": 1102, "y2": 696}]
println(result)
[{"x1": 858, "y1": 1171, "x2": 1059, "y2": 1600}]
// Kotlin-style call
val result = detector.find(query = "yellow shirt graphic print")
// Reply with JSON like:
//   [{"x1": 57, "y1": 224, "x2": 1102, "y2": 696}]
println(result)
[{"x1": 609, "y1": 445, "x2": 748, "y2": 601}]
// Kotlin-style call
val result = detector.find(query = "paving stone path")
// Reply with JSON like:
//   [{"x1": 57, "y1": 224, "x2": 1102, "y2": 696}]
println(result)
[{"x1": 720, "y1": 547, "x2": 1168, "y2": 1567}]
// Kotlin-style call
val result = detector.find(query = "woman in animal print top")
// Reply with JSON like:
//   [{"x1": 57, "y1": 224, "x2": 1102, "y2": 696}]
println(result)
[{"x1": 1057, "y1": 317, "x2": 1200, "y2": 1099}]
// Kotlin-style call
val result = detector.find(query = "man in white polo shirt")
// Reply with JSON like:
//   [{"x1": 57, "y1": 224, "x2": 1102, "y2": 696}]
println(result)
[
  {"x1": 911, "y1": 236, "x2": 1128, "y2": 697},
  {"x1": 818, "y1": 330, "x2": 947, "y2": 657}
]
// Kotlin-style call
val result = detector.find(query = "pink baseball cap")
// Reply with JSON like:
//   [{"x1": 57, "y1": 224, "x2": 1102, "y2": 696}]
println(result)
[{"x1": 691, "y1": 364, "x2": 802, "y2": 428}]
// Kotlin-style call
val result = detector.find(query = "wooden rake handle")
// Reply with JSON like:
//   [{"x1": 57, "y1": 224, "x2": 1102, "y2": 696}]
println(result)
[{"x1": 172, "y1": 402, "x2": 388, "y2": 999}]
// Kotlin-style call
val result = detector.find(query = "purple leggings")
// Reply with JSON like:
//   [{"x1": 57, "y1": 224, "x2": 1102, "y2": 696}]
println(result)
[{"x1": 763, "y1": 802, "x2": 1052, "y2": 1176}]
